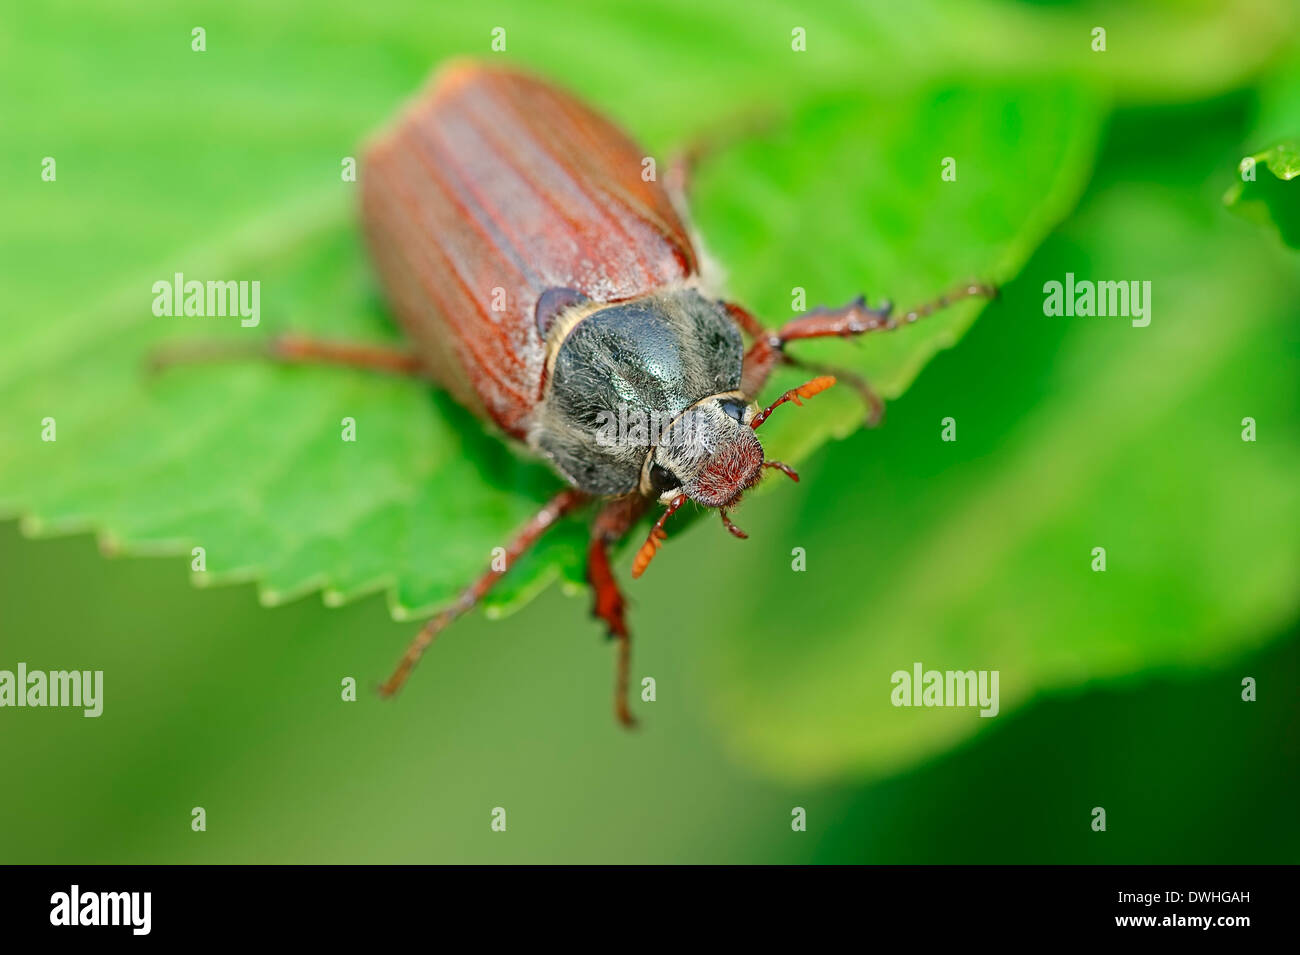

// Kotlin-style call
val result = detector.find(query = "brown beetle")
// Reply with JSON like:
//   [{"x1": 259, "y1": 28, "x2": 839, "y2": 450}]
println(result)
[{"x1": 156, "y1": 61, "x2": 993, "y2": 726}]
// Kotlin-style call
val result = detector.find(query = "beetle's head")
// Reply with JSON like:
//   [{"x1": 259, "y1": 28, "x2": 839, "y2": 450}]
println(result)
[
  {"x1": 632, "y1": 376, "x2": 835, "y2": 577},
  {"x1": 640, "y1": 392, "x2": 763, "y2": 508}
]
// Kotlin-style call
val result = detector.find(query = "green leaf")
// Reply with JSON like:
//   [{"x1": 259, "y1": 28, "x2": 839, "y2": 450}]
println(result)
[{"x1": 1224, "y1": 139, "x2": 1300, "y2": 247}]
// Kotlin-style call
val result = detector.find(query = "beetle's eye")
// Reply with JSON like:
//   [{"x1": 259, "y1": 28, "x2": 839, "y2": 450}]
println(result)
[
  {"x1": 719, "y1": 397, "x2": 748, "y2": 424},
  {"x1": 648, "y1": 462, "x2": 679, "y2": 494}
]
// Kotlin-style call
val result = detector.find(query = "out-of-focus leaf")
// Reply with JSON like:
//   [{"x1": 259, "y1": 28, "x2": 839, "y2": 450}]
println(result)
[
  {"x1": 1224, "y1": 139, "x2": 1300, "y2": 246},
  {"x1": 698, "y1": 179, "x2": 1300, "y2": 780}
]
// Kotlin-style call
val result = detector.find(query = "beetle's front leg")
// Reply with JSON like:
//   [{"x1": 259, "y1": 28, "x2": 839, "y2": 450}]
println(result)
[
  {"x1": 738, "y1": 283, "x2": 997, "y2": 423},
  {"x1": 588, "y1": 494, "x2": 650, "y2": 729}
]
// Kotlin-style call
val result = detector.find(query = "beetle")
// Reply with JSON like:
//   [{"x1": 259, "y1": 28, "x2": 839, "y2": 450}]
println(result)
[{"x1": 154, "y1": 61, "x2": 993, "y2": 726}]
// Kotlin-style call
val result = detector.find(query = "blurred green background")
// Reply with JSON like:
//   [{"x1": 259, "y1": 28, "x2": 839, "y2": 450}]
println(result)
[{"x1": 1, "y1": 0, "x2": 1297, "y2": 862}]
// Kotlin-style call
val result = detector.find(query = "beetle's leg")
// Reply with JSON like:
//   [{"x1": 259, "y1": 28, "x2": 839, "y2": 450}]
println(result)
[
  {"x1": 665, "y1": 111, "x2": 778, "y2": 211},
  {"x1": 773, "y1": 283, "x2": 997, "y2": 345},
  {"x1": 744, "y1": 336, "x2": 884, "y2": 425},
  {"x1": 741, "y1": 314, "x2": 887, "y2": 425},
  {"x1": 149, "y1": 334, "x2": 428, "y2": 379},
  {"x1": 724, "y1": 302, "x2": 771, "y2": 341},
  {"x1": 588, "y1": 495, "x2": 650, "y2": 729},
  {"x1": 782, "y1": 356, "x2": 885, "y2": 426},
  {"x1": 588, "y1": 536, "x2": 635, "y2": 728},
  {"x1": 379, "y1": 488, "x2": 589, "y2": 698},
  {"x1": 739, "y1": 283, "x2": 997, "y2": 423},
  {"x1": 739, "y1": 334, "x2": 782, "y2": 399},
  {"x1": 664, "y1": 145, "x2": 704, "y2": 212}
]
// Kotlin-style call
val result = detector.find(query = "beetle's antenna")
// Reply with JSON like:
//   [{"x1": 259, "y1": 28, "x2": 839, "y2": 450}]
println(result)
[
  {"x1": 631, "y1": 494, "x2": 686, "y2": 578},
  {"x1": 763, "y1": 460, "x2": 799, "y2": 482},
  {"x1": 750, "y1": 375, "x2": 837, "y2": 429},
  {"x1": 720, "y1": 509, "x2": 748, "y2": 539}
]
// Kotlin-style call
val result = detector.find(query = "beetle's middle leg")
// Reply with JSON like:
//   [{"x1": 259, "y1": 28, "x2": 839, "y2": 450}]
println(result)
[
  {"x1": 378, "y1": 488, "x2": 589, "y2": 699},
  {"x1": 588, "y1": 495, "x2": 650, "y2": 729},
  {"x1": 738, "y1": 283, "x2": 997, "y2": 424},
  {"x1": 149, "y1": 334, "x2": 428, "y2": 380}
]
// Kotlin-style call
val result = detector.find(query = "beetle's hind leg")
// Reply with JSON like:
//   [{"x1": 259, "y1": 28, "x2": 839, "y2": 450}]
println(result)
[
  {"x1": 148, "y1": 334, "x2": 429, "y2": 380},
  {"x1": 664, "y1": 111, "x2": 779, "y2": 214},
  {"x1": 588, "y1": 495, "x2": 651, "y2": 729},
  {"x1": 379, "y1": 488, "x2": 589, "y2": 698}
]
